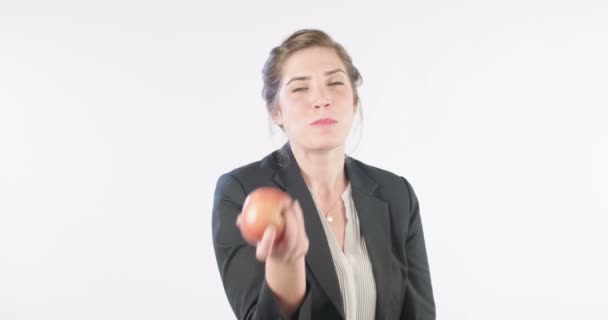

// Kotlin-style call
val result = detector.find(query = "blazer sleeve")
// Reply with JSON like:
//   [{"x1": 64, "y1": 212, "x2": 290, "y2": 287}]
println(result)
[
  {"x1": 400, "y1": 177, "x2": 436, "y2": 320},
  {"x1": 212, "y1": 173, "x2": 312, "y2": 320}
]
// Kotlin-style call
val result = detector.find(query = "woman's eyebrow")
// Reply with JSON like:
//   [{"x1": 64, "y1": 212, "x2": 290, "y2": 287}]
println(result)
[
  {"x1": 324, "y1": 68, "x2": 346, "y2": 76},
  {"x1": 286, "y1": 76, "x2": 310, "y2": 86},
  {"x1": 286, "y1": 69, "x2": 346, "y2": 86}
]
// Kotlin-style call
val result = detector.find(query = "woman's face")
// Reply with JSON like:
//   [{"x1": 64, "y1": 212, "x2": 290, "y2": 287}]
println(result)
[{"x1": 273, "y1": 46, "x2": 356, "y2": 153}]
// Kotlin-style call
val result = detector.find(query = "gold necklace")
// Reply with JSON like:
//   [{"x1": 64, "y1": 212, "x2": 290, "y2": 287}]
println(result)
[{"x1": 312, "y1": 192, "x2": 343, "y2": 223}]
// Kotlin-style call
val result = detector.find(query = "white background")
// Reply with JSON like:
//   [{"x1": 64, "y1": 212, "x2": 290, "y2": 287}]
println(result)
[{"x1": 1, "y1": 1, "x2": 607, "y2": 319}]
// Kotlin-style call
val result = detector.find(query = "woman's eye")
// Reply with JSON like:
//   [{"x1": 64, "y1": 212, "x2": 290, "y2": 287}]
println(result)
[
  {"x1": 329, "y1": 82, "x2": 344, "y2": 86},
  {"x1": 292, "y1": 87, "x2": 308, "y2": 92}
]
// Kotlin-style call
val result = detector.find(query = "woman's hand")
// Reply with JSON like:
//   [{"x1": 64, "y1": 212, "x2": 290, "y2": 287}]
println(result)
[
  {"x1": 236, "y1": 199, "x2": 309, "y2": 264},
  {"x1": 236, "y1": 199, "x2": 309, "y2": 317}
]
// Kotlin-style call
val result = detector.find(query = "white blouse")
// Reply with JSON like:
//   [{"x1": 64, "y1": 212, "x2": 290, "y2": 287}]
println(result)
[{"x1": 309, "y1": 183, "x2": 377, "y2": 320}]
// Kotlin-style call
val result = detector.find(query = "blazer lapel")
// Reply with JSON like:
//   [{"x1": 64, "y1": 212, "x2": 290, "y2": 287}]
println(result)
[
  {"x1": 272, "y1": 143, "x2": 345, "y2": 319},
  {"x1": 345, "y1": 160, "x2": 392, "y2": 320}
]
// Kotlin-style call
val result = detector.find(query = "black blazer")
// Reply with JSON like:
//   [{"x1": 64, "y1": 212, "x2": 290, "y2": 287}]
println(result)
[{"x1": 212, "y1": 143, "x2": 435, "y2": 319}]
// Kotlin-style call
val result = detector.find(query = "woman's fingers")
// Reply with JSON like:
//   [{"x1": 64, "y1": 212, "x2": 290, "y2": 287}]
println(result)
[
  {"x1": 293, "y1": 200, "x2": 305, "y2": 231},
  {"x1": 268, "y1": 202, "x2": 289, "y2": 256},
  {"x1": 271, "y1": 200, "x2": 309, "y2": 263},
  {"x1": 256, "y1": 225, "x2": 276, "y2": 262},
  {"x1": 235, "y1": 213, "x2": 242, "y2": 228},
  {"x1": 240, "y1": 197, "x2": 309, "y2": 263}
]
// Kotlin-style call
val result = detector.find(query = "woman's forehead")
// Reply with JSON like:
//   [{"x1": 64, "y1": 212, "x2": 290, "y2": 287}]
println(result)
[{"x1": 281, "y1": 47, "x2": 346, "y2": 78}]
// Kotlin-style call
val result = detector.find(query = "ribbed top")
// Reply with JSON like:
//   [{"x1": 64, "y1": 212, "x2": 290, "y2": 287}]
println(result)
[{"x1": 310, "y1": 183, "x2": 377, "y2": 320}]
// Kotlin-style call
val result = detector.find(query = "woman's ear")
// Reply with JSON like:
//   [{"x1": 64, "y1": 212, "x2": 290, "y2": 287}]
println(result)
[{"x1": 271, "y1": 106, "x2": 283, "y2": 128}]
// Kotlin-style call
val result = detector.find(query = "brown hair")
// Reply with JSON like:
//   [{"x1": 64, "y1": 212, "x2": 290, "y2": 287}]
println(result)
[{"x1": 261, "y1": 29, "x2": 363, "y2": 113}]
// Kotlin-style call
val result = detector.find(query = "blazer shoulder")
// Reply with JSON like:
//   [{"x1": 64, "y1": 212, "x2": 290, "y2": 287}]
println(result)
[
  {"x1": 348, "y1": 157, "x2": 410, "y2": 190},
  {"x1": 217, "y1": 150, "x2": 282, "y2": 190}
]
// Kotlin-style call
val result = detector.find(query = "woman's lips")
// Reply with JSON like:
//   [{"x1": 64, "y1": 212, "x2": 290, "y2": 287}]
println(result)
[{"x1": 311, "y1": 118, "x2": 337, "y2": 126}]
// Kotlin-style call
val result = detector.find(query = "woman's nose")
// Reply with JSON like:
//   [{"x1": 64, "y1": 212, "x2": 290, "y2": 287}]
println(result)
[
  {"x1": 312, "y1": 86, "x2": 331, "y2": 109},
  {"x1": 313, "y1": 99, "x2": 331, "y2": 109}
]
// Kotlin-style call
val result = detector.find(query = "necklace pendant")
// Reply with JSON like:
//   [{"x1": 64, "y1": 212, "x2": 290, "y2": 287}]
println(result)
[{"x1": 326, "y1": 215, "x2": 334, "y2": 223}]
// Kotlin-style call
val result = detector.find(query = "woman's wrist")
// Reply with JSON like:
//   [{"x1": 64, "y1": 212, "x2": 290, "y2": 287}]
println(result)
[{"x1": 265, "y1": 257, "x2": 306, "y2": 317}]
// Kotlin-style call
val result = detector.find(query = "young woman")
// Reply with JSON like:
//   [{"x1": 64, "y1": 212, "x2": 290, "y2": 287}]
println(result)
[{"x1": 212, "y1": 29, "x2": 435, "y2": 320}]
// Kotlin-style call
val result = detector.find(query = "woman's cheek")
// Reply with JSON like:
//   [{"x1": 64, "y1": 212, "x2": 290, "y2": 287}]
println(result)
[{"x1": 336, "y1": 88, "x2": 354, "y2": 101}]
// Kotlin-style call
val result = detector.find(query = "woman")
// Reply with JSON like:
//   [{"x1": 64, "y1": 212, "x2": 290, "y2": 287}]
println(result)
[{"x1": 212, "y1": 29, "x2": 435, "y2": 319}]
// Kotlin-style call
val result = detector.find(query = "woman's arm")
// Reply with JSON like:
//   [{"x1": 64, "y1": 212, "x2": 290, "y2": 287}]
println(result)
[
  {"x1": 400, "y1": 177, "x2": 436, "y2": 320},
  {"x1": 212, "y1": 173, "x2": 311, "y2": 319}
]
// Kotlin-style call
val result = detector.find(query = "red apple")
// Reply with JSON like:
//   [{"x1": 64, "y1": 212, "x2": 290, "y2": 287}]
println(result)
[{"x1": 240, "y1": 187, "x2": 291, "y2": 245}]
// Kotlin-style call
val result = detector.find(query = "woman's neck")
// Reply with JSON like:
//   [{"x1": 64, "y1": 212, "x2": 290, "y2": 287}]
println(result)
[{"x1": 291, "y1": 143, "x2": 348, "y2": 199}]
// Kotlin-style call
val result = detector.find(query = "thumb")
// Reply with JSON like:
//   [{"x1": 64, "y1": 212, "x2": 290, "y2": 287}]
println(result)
[{"x1": 256, "y1": 225, "x2": 276, "y2": 261}]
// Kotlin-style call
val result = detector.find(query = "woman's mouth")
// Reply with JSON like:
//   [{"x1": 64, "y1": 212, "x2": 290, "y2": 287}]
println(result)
[{"x1": 311, "y1": 118, "x2": 337, "y2": 126}]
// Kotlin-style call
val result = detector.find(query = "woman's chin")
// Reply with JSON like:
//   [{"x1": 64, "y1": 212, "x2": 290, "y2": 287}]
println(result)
[
  {"x1": 304, "y1": 141, "x2": 345, "y2": 153},
  {"x1": 291, "y1": 132, "x2": 348, "y2": 153}
]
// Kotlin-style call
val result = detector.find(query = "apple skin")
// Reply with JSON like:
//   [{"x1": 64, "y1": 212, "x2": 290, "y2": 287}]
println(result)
[{"x1": 240, "y1": 187, "x2": 291, "y2": 245}]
